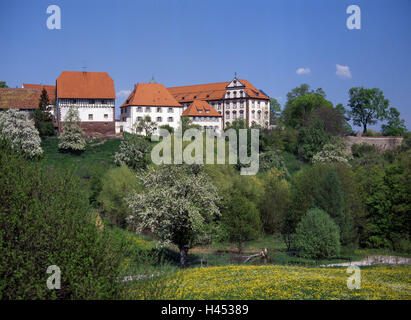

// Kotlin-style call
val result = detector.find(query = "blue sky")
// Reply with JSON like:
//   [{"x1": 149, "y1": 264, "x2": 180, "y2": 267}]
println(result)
[{"x1": 1, "y1": 0, "x2": 410, "y2": 130}]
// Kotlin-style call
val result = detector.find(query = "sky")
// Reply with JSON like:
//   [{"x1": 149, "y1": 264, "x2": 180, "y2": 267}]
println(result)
[{"x1": 1, "y1": 0, "x2": 410, "y2": 131}]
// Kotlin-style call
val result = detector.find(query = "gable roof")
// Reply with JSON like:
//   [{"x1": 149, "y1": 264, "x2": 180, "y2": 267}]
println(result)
[
  {"x1": 22, "y1": 83, "x2": 56, "y2": 103},
  {"x1": 167, "y1": 79, "x2": 269, "y2": 103},
  {"x1": 0, "y1": 88, "x2": 41, "y2": 109},
  {"x1": 56, "y1": 71, "x2": 115, "y2": 99},
  {"x1": 181, "y1": 100, "x2": 222, "y2": 117},
  {"x1": 121, "y1": 83, "x2": 182, "y2": 107}
]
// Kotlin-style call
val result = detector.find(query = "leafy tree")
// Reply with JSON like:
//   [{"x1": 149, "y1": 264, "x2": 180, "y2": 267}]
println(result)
[
  {"x1": 222, "y1": 191, "x2": 262, "y2": 252},
  {"x1": 58, "y1": 107, "x2": 86, "y2": 152},
  {"x1": 0, "y1": 109, "x2": 42, "y2": 158},
  {"x1": 98, "y1": 165, "x2": 141, "y2": 228},
  {"x1": 114, "y1": 132, "x2": 151, "y2": 170},
  {"x1": 127, "y1": 165, "x2": 220, "y2": 267},
  {"x1": 297, "y1": 118, "x2": 330, "y2": 161},
  {"x1": 283, "y1": 93, "x2": 333, "y2": 129},
  {"x1": 159, "y1": 124, "x2": 174, "y2": 134},
  {"x1": 134, "y1": 115, "x2": 157, "y2": 136},
  {"x1": 178, "y1": 117, "x2": 201, "y2": 134},
  {"x1": 335, "y1": 103, "x2": 354, "y2": 135},
  {"x1": 312, "y1": 136, "x2": 352, "y2": 165},
  {"x1": 0, "y1": 143, "x2": 121, "y2": 299},
  {"x1": 269, "y1": 98, "x2": 281, "y2": 125},
  {"x1": 313, "y1": 106, "x2": 346, "y2": 136},
  {"x1": 260, "y1": 168, "x2": 290, "y2": 234},
  {"x1": 348, "y1": 87, "x2": 389, "y2": 134},
  {"x1": 0, "y1": 81, "x2": 8, "y2": 88},
  {"x1": 292, "y1": 208, "x2": 341, "y2": 260},
  {"x1": 381, "y1": 107, "x2": 407, "y2": 136}
]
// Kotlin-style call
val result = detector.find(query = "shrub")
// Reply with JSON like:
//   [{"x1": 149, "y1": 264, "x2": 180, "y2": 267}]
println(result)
[
  {"x1": 292, "y1": 208, "x2": 341, "y2": 259},
  {"x1": 98, "y1": 165, "x2": 141, "y2": 228},
  {"x1": 58, "y1": 107, "x2": 86, "y2": 152},
  {"x1": 114, "y1": 132, "x2": 151, "y2": 170},
  {"x1": 0, "y1": 109, "x2": 43, "y2": 158},
  {"x1": 259, "y1": 150, "x2": 290, "y2": 178},
  {"x1": 0, "y1": 143, "x2": 121, "y2": 299}
]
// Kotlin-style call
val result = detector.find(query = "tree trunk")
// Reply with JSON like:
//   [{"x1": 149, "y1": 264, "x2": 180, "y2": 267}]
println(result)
[
  {"x1": 363, "y1": 122, "x2": 367, "y2": 134},
  {"x1": 179, "y1": 247, "x2": 187, "y2": 268}
]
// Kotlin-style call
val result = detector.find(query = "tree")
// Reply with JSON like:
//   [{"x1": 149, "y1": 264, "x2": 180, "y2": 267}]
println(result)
[
  {"x1": 0, "y1": 109, "x2": 42, "y2": 158},
  {"x1": 297, "y1": 118, "x2": 330, "y2": 161},
  {"x1": 292, "y1": 208, "x2": 341, "y2": 259},
  {"x1": 222, "y1": 191, "x2": 262, "y2": 253},
  {"x1": 348, "y1": 87, "x2": 389, "y2": 134},
  {"x1": 313, "y1": 168, "x2": 356, "y2": 247},
  {"x1": 114, "y1": 132, "x2": 151, "y2": 170},
  {"x1": 312, "y1": 136, "x2": 352, "y2": 165},
  {"x1": 134, "y1": 115, "x2": 157, "y2": 136},
  {"x1": 32, "y1": 88, "x2": 54, "y2": 136},
  {"x1": 259, "y1": 150, "x2": 290, "y2": 178},
  {"x1": 314, "y1": 106, "x2": 346, "y2": 136},
  {"x1": 0, "y1": 81, "x2": 8, "y2": 88},
  {"x1": 381, "y1": 107, "x2": 407, "y2": 136},
  {"x1": 58, "y1": 107, "x2": 86, "y2": 152},
  {"x1": 269, "y1": 98, "x2": 281, "y2": 125},
  {"x1": 0, "y1": 143, "x2": 121, "y2": 299},
  {"x1": 127, "y1": 165, "x2": 220, "y2": 267},
  {"x1": 260, "y1": 168, "x2": 290, "y2": 235}
]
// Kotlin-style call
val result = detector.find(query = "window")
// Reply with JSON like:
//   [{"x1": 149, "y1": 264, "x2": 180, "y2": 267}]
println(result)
[
  {"x1": 168, "y1": 117, "x2": 173, "y2": 122},
  {"x1": 205, "y1": 110, "x2": 210, "y2": 114},
  {"x1": 102, "y1": 100, "x2": 107, "y2": 105},
  {"x1": 168, "y1": 107, "x2": 173, "y2": 113},
  {"x1": 88, "y1": 114, "x2": 93, "y2": 120},
  {"x1": 198, "y1": 110, "x2": 202, "y2": 114},
  {"x1": 137, "y1": 116, "x2": 142, "y2": 121},
  {"x1": 104, "y1": 114, "x2": 108, "y2": 119},
  {"x1": 157, "y1": 117, "x2": 162, "y2": 122},
  {"x1": 157, "y1": 107, "x2": 162, "y2": 113},
  {"x1": 226, "y1": 111, "x2": 230, "y2": 120},
  {"x1": 137, "y1": 107, "x2": 143, "y2": 112},
  {"x1": 145, "y1": 107, "x2": 151, "y2": 112},
  {"x1": 89, "y1": 99, "x2": 95, "y2": 105}
]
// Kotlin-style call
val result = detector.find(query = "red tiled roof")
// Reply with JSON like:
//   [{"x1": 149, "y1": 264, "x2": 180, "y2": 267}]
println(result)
[
  {"x1": 121, "y1": 83, "x2": 182, "y2": 107},
  {"x1": 181, "y1": 100, "x2": 222, "y2": 117},
  {"x1": 56, "y1": 71, "x2": 115, "y2": 99},
  {"x1": 0, "y1": 88, "x2": 41, "y2": 109},
  {"x1": 167, "y1": 79, "x2": 269, "y2": 103},
  {"x1": 22, "y1": 83, "x2": 56, "y2": 103}
]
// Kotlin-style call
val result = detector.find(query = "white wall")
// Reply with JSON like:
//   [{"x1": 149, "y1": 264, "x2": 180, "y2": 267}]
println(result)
[{"x1": 60, "y1": 106, "x2": 114, "y2": 122}]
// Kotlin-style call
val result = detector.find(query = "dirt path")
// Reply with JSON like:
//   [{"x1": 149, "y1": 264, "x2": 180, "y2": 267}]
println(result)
[{"x1": 322, "y1": 255, "x2": 411, "y2": 267}]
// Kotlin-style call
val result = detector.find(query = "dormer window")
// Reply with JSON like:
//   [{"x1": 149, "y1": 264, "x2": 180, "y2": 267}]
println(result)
[
  {"x1": 198, "y1": 110, "x2": 202, "y2": 114},
  {"x1": 205, "y1": 110, "x2": 210, "y2": 114}
]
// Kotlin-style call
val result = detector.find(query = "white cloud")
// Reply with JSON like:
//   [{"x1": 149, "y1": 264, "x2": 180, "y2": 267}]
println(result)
[
  {"x1": 116, "y1": 89, "x2": 131, "y2": 99},
  {"x1": 296, "y1": 67, "x2": 311, "y2": 75},
  {"x1": 336, "y1": 64, "x2": 352, "y2": 79}
]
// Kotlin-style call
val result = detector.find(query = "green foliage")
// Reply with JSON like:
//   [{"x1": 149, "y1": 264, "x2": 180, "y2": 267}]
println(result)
[
  {"x1": 159, "y1": 124, "x2": 174, "y2": 134},
  {"x1": 0, "y1": 143, "x2": 121, "y2": 299},
  {"x1": 297, "y1": 118, "x2": 330, "y2": 161},
  {"x1": 179, "y1": 117, "x2": 201, "y2": 134},
  {"x1": 259, "y1": 150, "x2": 290, "y2": 178},
  {"x1": 114, "y1": 132, "x2": 151, "y2": 170},
  {"x1": 260, "y1": 168, "x2": 290, "y2": 234},
  {"x1": 32, "y1": 89, "x2": 54, "y2": 137},
  {"x1": 292, "y1": 209, "x2": 341, "y2": 260},
  {"x1": 348, "y1": 87, "x2": 389, "y2": 134},
  {"x1": 98, "y1": 165, "x2": 140, "y2": 228},
  {"x1": 269, "y1": 98, "x2": 281, "y2": 125},
  {"x1": 221, "y1": 190, "x2": 262, "y2": 253},
  {"x1": 381, "y1": 107, "x2": 407, "y2": 136},
  {"x1": 0, "y1": 81, "x2": 8, "y2": 88},
  {"x1": 58, "y1": 107, "x2": 86, "y2": 153}
]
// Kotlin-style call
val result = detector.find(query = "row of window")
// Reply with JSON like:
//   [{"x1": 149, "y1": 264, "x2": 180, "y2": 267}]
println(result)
[
  {"x1": 191, "y1": 117, "x2": 220, "y2": 122},
  {"x1": 63, "y1": 99, "x2": 112, "y2": 105},
  {"x1": 136, "y1": 116, "x2": 174, "y2": 123},
  {"x1": 88, "y1": 114, "x2": 109, "y2": 120}
]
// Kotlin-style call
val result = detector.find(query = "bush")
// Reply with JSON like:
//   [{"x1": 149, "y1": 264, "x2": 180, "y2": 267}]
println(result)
[
  {"x1": 292, "y1": 208, "x2": 341, "y2": 259},
  {"x1": 114, "y1": 132, "x2": 151, "y2": 170},
  {"x1": 58, "y1": 107, "x2": 86, "y2": 152},
  {"x1": 98, "y1": 165, "x2": 140, "y2": 228},
  {"x1": 259, "y1": 150, "x2": 290, "y2": 178},
  {"x1": 0, "y1": 143, "x2": 121, "y2": 299},
  {"x1": 0, "y1": 109, "x2": 43, "y2": 158},
  {"x1": 312, "y1": 136, "x2": 352, "y2": 165}
]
